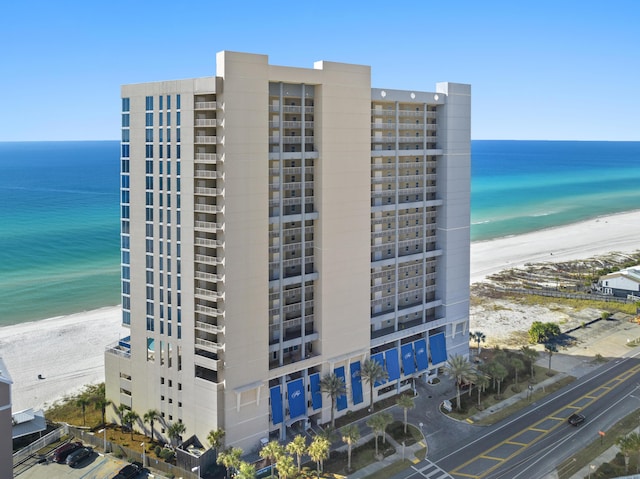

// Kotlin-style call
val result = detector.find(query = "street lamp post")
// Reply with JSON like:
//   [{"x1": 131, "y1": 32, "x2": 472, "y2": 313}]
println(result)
[
  {"x1": 192, "y1": 465, "x2": 201, "y2": 479},
  {"x1": 589, "y1": 464, "x2": 596, "y2": 478},
  {"x1": 141, "y1": 443, "x2": 145, "y2": 468}
]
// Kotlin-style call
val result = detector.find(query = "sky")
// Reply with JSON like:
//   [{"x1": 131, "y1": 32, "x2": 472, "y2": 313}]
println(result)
[{"x1": 1, "y1": 0, "x2": 638, "y2": 142}]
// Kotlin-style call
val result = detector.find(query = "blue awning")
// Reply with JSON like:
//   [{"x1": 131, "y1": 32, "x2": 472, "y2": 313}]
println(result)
[
  {"x1": 309, "y1": 373, "x2": 322, "y2": 410},
  {"x1": 350, "y1": 362, "x2": 363, "y2": 405},
  {"x1": 270, "y1": 385, "x2": 283, "y2": 425},
  {"x1": 414, "y1": 339, "x2": 428, "y2": 371},
  {"x1": 334, "y1": 366, "x2": 348, "y2": 411},
  {"x1": 429, "y1": 332, "x2": 448, "y2": 365},
  {"x1": 287, "y1": 378, "x2": 306, "y2": 419},
  {"x1": 371, "y1": 353, "x2": 386, "y2": 386},
  {"x1": 385, "y1": 349, "x2": 400, "y2": 381},
  {"x1": 401, "y1": 343, "x2": 416, "y2": 376}
]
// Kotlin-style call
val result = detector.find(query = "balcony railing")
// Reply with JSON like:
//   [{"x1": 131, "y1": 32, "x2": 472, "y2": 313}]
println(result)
[
  {"x1": 195, "y1": 118, "x2": 218, "y2": 127},
  {"x1": 270, "y1": 136, "x2": 315, "y2": 144},
  {"x1": 195, "y1": 254, "x2": 223, "y2": 265},
  {"x1": 195, "y1": 153, "x2": 220, "y2": 163},
  {"x1": 194, "y1": 204, "x2": 223, "y2": 214},
  {"x1": 195, "y1": 237, "x2": 224, "y2": 248},
  {"x1": 195, "y1": 287, "x2": 224, "y2": 300},
  {"x1": 195, "y1": 320, "x2": 224, "y2": 334},
  {"x1": 194, "y1": 170, "x2": 223, "y2": 179},
  {"x1": 195, "y1": 304, "x2": 222, "y2": 316},
  {"x1": 195, "y1": 136, "x2": 217, "y2": 144},
  {"x1": 195, "y1": 271, "x2": 223, "y2": 282},
  {"x1": 195, "y1": 187, "x2": 223, "y2": 196},
  {"x1": 194, "y1": 220, "x2": 222, "y2": 231},
  {"x1": 195, "y1": 337, "x2": 224, "y2": 352},
  {"x1": 195, "y1": 101, "x2": 216, "y2": 110}
]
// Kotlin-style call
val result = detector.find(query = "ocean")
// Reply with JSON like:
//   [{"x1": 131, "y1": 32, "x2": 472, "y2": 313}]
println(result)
[{"x1": 0, "y1": 140, "x2": 639, "y2": 326}]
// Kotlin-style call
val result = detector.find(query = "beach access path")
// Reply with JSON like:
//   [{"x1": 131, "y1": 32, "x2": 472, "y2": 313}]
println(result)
[{"x1": 1, "y1": 210, "x2": 640, "y2": 412}]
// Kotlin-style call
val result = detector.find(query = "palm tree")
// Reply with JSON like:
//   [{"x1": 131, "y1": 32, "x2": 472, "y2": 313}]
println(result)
[
  {"x1": 617, "y1": 434, "x2": 635, "y2": 474},
  {"x1": 143, "y1": 409, "x2": 161, "y2": 443},
  {"x1": 259, "y1": 440, "x2": 284, "y2": 479},
  {"x1": 123, "y1": 410, "x2": 140, "y2": 440},
  {"x1": 396, "y1": 395, "x2": 415, "y2": 434},
  {"x1": 217, "y1": 447, "x2": 243, "y2": 478},
  {"x1": 627, "y1": 432, "x2": 640, "y2": 473},
  {"x1": 167, "y1": 421, "x2": 186, "y2": 446},
  {"x1": 492, "y1": 363, "x2": 508, "y2": 397},
  {"x1": 207, "y1": 427, "x2": 225, "y2": 455},
  {"x1": 276, "y1": 453, "x2": 297, "y2": 479},
  {"x1": 235, "y1": 461, "x2": 257, "y2": 479},
  {"x1": 320, "y1": 372, "x2": 346, "y2": 428},
  {"x1": 544, "y1": 343, "x2": 557, "y2": 373},
  {"x1": 76, "y1": 395, "x2": 90, "y2": 426},
  {"x1": 474, "y1": 371, "x2": 490, "y2": 408},
  {"x1": 285, "y1": 434, "x2": 306, "y2": 472},
  {"x1": 367, "y1": 413, "x2": 386, "y2": 458},
  {"x1": 340, "y1": 424, "x2": 360, "y2": 472},
  {"x1": 444, "y1": 355, "x2": 474, "y2": 410},
  {"x1": 93, "y1": 396, "x2": 111, "y2": 427},
  {"x1": 308, "y1": 436, "x2": 330, "y2": 478},
  {"x1": 117, "y1": 403, "x2": 129, "y2": 431},
  {"x1": 469, "y1": 331, "x2": 486, "y2": 355},
  {"x1": 520, "y1": 345, "x2": 539, "y2": 379},
  {"x1": 359, "y1": 358, "x2": 388, "y2": 412},
  {"x1": 510, "y1": 357, "x2": 525, "y2": 388}
]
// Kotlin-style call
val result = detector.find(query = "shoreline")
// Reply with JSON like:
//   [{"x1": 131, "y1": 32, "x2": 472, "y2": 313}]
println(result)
[{"x1": 2, "y1": 210, "x2": 640, "y2": 413}]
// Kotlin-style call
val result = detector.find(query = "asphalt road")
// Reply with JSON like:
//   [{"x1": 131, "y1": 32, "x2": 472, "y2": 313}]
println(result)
[{"x1": 393, "y1": 352, "x2": 640, "y2": 479}]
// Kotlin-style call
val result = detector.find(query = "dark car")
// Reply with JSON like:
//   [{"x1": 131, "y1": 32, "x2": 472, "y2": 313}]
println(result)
[
  {"x1": 568, "y1": 413, "x2": 586, "y2": 426},
  {"x1": 65, "y1": 446, "x2": 92, "y2": 466},
  {"x1": 52, "y1": 441, "x2": 83, "y2": 463},
  {"x1": 112, "y1": 463, "x2": 141, "y2": 479}
]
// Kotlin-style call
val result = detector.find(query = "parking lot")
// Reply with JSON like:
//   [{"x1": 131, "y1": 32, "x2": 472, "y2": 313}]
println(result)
[{"x1": 17, "y1": 451, "x2": 151, "y2": 479}]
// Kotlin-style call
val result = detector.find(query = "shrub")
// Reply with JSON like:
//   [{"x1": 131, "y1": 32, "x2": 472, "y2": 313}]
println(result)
[
  {"x1": 154, "y1": 445, "x2": 162, "y2": 456},
  {"x1": 528, "y1": 321, "x2": 560, "y2": 344}
]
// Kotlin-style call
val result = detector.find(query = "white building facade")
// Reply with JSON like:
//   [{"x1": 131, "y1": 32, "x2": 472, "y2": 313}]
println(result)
[{"x1": 105, "y1": 51, "x2": 471, "y2": 451}]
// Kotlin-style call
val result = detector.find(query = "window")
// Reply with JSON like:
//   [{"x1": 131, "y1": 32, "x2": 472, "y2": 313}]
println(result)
[
  {"x1": 167, "y1": 95, "x2": 171, "y2": 110},
  {"x1": 176, "y1": 94, "x2": 180, "y2": 109},
  {"x1": 145, "y1": 96, "x2": 153, "y2": 110},
  {"x1": 146, "y1": 112, "x2": 153, "y2": 127},
  {"x1": 121, "y1": 114, "x2": 129, "y2": 127},
  {"x1": 122, "y1": 98, "x2": 130, "y2": 112}
]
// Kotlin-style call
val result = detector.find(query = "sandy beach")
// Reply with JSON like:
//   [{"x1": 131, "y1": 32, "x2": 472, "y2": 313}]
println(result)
[
  {"x1": 2, "y1": 210, "x2": 640, "y2": 413},
  {"x1": 0, "y1": 306, "x2": 127, "y2": 412}
]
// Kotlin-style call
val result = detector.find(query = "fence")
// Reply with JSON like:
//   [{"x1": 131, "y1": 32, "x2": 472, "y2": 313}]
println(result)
[
  {"x1": 496, "y1": 287, "x2": 635, "y2": 304},
  {"x1": 13, "y1": 424, "x2": 68, "y2": 466},
  {"x1": 70, "y1": 426, "x2": 198, "y2": 479}
]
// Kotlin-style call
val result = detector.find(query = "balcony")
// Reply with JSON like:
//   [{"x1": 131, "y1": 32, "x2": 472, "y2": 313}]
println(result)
[
  {"x1": 194, "y1": 220, "x2": 223, "y2": 232},
  {"x1": 269, "y1": 121, "x2": 314, "y2": 129},
  {"x1": 194, "y1": 170, "x2": 223, "y2": 179},
  {"x1": 195, "y1": 237, "x2": 224, "y2": 248},
  {"x1": 195, "y1": 320, "x2": 224, "y2": 334},
  {"x1": 195, "y1": 118, "x2": 219, "y2": 127},
  {"x1": 195, "y1": 187, "x2": 223, "y2": 196},
  {"x1": 194, "y1": 204, "x2": 223, "y2": 214},
  {"x1": 195, "y1": 287, "x2": 224, "y2": 300},
  {"x1": 195, "y1": 153, "x2": 220, "y2": 164},
  {"x1": 371, "y1": 109, "x2": 395, "y2": 116},
  {"x1": 195, "y1": 337, "x2": 224, "y2": 352},
  {"x1": 270, "y1": 136, "x2": 315, "y2": 144},
  {"x1": 195, "y1": 136, "x2": 217, "y2": 145},
  {"x1": 195, "y1": 254, "x2": 223, "y2": 266},
  {"x1": 195, "y1": 101, "x2": 216, "y2": 110},
  {"x1": 195, "y1": 304, "x2": 222, "y2": 317}
]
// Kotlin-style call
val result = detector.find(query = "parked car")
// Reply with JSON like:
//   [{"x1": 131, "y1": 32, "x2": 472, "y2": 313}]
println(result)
[
  {"x1": 112, "y1": 463, "x2": 141, "y2": 479},
  {"x1": 568, "y1": 413, "x2": 586, "y2": 426},
  {"x1": 65, "y1": 446, "x2": 93, "y2": 466},
  {"x1": 52, "y1": 441, "x2": 83, "y2": 463}
]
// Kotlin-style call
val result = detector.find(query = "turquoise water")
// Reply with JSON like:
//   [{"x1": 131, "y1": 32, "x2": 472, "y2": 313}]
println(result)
[
  {"x1": 471, "y1": 141, "x2": 640, "y2": 241},
  {"x1": 0, "y1": 141, "x2": 121, "y2": 326},
  {"x1": 0, "y1": 140, "x2": 639, "y2": 326}
]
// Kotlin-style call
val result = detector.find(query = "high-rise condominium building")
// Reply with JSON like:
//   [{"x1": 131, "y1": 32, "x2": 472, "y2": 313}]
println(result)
[{"x1": 105, "y1": 51, "x2": 471, "y2": 451}]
